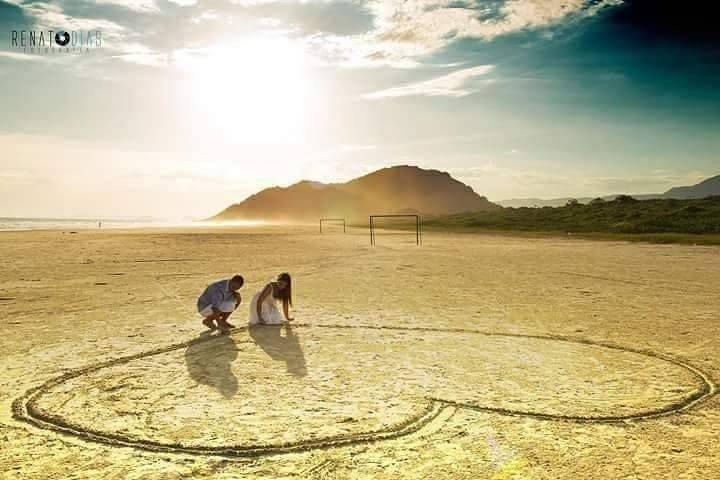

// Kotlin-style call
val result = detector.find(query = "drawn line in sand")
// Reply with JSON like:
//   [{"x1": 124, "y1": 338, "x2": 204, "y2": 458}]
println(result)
[
  {"x1": 12, "y1": 324, "x2": 718, "y2": 457},
  {"x1": 556, "y1": 271, "x2": 647, "y2": 286},
  {"x1": 132, "y1": 259, "x2": 202, "y2": 263}
]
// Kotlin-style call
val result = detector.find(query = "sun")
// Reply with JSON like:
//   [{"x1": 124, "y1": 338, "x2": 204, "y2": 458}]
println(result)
[{"x1": 180, "y1": 36, "x2": 311, "y2": 146}]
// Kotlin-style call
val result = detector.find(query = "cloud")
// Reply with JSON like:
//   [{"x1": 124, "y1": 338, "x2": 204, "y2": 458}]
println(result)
[
  {"x1": 10, "y1": 0, "x2": 624, "y2": 72},
  {"x1": 23, "y1": 2, "x2": 127, "y2": 39},
  {"x1": 305, "y1": 33, "x2": 423, "y2": 68},
  {"x1": 112, "y1": 42, "x2": 168, "y2": 67},
  {"x1": 0, "y1": 51, "x2": 47, "y2": 62},
  {"x1": 376, "y1": 0, "x2": 620, "y2": 45},
  {"x1": 363, "y1": 64, "x2": 494, "y2": 99},
  {"x1": 13, "y1": 2, "x2": 165, "y2": 68},
  {"x1": 190, "y1": 10, "x2": 219, "y2": 23},
  {"x1": 95, "y1": 0, "x2": 160, "y2": 13},
  {"x1": 307, "y1": 0, "x2": 623, "y2": 66}
]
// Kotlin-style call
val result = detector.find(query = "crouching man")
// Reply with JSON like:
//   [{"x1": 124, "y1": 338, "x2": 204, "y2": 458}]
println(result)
[{"x1": 197, "y1": 274, "x2": 244, "y2": 334}]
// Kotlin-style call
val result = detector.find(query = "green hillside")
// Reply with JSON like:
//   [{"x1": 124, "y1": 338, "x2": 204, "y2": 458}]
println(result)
[{"x1": 424, "y1": 196, "x2": 720, "y2": 243}]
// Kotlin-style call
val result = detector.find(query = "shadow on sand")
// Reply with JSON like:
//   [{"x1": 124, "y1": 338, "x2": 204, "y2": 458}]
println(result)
[
  {"x1": 249, "y1": 324, "x2": 307, "y2": 377},
  {"x1": 184, "y1": 332, "x2": 239, "y2": 399}
]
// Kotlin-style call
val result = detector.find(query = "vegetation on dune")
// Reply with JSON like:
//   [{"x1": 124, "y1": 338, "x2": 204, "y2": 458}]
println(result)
[{"x1": 424, "y1": 196, "x2": 720, "y2": 238}]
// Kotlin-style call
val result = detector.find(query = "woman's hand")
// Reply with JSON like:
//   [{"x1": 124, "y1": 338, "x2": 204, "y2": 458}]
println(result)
[{"x1": 283, "y1": 299, "x2": 292, "y2": 322}]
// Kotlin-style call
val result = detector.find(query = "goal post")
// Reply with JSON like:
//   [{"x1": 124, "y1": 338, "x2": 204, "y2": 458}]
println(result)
[
  {"x1": 319, "y1": 218, "x2": 346, "y2": 233},
  {"x1": 369, "y1": 214, "x2": 423, "y2": 246}
]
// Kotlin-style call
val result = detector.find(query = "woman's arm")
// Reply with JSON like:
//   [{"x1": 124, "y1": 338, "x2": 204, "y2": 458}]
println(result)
[
  {"x1": 256, "y1": 284, "x2": 271, "y2": 324},
  {"x1": 283, "y1": 299, "x2": 293, "y2": 321}
]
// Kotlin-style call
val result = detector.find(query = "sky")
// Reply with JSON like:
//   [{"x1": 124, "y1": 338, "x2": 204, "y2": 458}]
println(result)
[{"x1": 1, "y1": 0, "x2": 719, "y2": 218}]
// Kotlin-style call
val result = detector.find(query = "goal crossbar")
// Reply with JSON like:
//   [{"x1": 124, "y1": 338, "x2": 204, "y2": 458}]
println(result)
[
  {"x1": 369, "y1": 214, "x2": 423, "y2": 246},
  {"x1": 319, "y1": 218, "x2": 346, "y2": 233}
]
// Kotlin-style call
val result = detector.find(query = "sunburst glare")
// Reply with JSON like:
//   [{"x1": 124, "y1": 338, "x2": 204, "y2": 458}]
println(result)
[{"x1": 180, "y1": 36, "x2": 311, "y2": 146}]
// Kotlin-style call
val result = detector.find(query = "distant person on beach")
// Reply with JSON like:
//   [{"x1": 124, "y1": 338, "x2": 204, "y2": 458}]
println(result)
[
  {"x1": 249, "y1": 273, "x2": 293, "y2": 325},
  {"x1": 197, "y1": 275, "x2": 244, "y2": 333}
]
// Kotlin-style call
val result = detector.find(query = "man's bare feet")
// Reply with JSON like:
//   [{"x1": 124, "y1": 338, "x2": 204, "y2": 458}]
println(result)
[
  {"x1": 216, "y1": 318, "x2": 233, "y2": 333},
  {"x1": 202, "y1": 317, "x2": 217, "y2": 330}
]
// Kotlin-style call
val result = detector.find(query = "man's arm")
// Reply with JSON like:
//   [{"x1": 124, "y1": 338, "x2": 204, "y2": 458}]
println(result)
[{"x1": 208, "y1": 283, "x2": 225, "y2": 313}]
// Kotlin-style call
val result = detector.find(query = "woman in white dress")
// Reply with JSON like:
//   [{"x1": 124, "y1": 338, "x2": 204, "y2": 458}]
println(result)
[{"x1": 249, "y1": 273, "x2": 294, "y2": 325}]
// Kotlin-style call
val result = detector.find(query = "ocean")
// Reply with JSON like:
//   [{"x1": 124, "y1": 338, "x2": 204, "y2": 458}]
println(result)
[
  {"x1": 0, "y1": 217, "x2": 187, "y2": 231},
  {"x1": 0, "y1": 217, "x2": 265, "y2": 231}
]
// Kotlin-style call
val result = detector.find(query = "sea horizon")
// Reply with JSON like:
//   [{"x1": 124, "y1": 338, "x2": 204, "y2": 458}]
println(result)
[{"x1": 0, "y1": 216, "x2": 276, "y2": 232}]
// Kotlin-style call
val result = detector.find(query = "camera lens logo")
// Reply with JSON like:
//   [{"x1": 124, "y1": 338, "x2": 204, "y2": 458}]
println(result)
[{"x1": 55, "y1": 31, "x2": 70, "y2": 46}]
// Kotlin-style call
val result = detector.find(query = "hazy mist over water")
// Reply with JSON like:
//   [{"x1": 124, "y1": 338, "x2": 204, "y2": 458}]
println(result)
[{"x1": 0, "y1": 217, "x2": 266, "y2": 231}]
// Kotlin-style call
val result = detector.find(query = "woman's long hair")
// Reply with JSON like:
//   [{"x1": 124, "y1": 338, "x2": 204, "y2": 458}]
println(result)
[{"x1": 274, "y1": 272, "x2": 292, "y2": 306}]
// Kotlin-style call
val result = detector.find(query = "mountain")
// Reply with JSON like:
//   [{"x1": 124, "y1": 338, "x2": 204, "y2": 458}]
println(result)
[
  {"x1": 498, "y1": 174, "x2": 719, "y2": 208},
  {"x1": 664, "y1": 175, "x2": 720, "y2": 199},
  {"x1": 341, "y1": 166, "x2": 496, "y2": 214},
  {"x1": 211, "y1": 165, "x2": 499, "y2": 221}
]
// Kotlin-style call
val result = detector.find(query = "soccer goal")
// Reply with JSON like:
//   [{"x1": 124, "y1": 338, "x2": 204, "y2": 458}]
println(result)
[
  {"x1": 319, "y1": 218, "x2": 346, "y2": 233},
  {"x1": 369, "y1": 214, "x2": 423, "y2": 246}
]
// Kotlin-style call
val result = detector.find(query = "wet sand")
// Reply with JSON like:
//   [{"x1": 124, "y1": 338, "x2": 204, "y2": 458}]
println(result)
[{"x1": 1, "y1": 226, "x2": 719, "y2": 479}]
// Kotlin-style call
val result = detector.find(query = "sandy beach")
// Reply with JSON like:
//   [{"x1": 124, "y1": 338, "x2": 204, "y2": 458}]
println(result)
[{"x1": 1, "y1": 226, "x2": 719, "y2": 479}]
